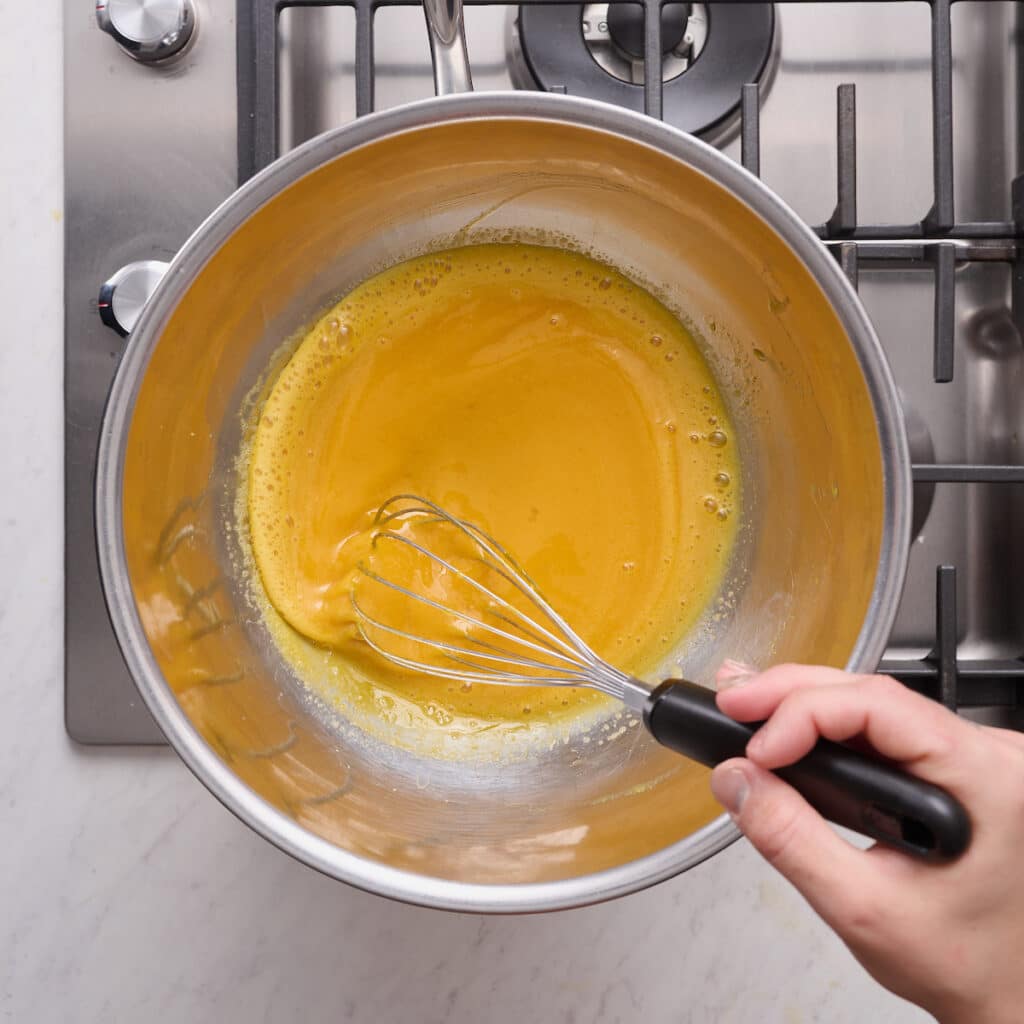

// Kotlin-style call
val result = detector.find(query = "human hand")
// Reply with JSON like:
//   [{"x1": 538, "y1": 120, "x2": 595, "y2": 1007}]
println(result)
[{"x1": 709, "y1": 662, "x2": 1024, "y2": 1024}]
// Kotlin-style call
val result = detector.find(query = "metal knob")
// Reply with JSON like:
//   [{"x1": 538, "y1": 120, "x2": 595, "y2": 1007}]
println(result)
[
  {"x1": 98, "y1": 260, "x2": 169, "y2": 337},
  {"x1": 95, "y1": 0, "x2": 196, "y2": 63}
]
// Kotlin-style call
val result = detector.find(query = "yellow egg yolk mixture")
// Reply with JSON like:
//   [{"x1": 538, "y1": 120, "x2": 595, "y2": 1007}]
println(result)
[{"x1": 245, "y1": 243, "x2": 740, "y2": 759}]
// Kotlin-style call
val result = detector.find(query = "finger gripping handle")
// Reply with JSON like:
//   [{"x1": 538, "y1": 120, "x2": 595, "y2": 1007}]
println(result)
[{"x1": 643, "y1": 679, "x2": 971, "y2": 862}]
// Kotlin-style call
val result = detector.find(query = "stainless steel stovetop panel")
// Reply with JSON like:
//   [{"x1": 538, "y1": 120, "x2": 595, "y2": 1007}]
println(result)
[
  {"x1": 66, "y1": 0, "x2": 1022, "y2": 742},
  {"x1": 64, "y1": 0, "x2": 237, "y2": 741}
]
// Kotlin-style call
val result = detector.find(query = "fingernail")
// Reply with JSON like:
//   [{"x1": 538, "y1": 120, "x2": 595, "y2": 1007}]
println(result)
[
  {"x1": 717, "y1": 659, "x2": 759, "y2": 690},
  {"x1": 710, "y1": 765, "x2": 750, "y2": 814},
  {"x1": 746, "y1": 729, "x2": 765, "y2": 756}
]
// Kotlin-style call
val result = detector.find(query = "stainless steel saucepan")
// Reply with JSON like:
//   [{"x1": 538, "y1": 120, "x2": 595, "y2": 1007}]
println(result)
[{"x1": 95, "y1": 0, "x2": 910, "y2": 911}]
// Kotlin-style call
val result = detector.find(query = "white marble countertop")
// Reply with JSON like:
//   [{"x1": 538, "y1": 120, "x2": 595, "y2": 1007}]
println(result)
[{"x1": 0, "y1": 5, "x2": 931, "y2": 1021}]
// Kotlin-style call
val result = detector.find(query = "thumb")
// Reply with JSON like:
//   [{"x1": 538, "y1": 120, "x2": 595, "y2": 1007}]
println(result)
[{"x1": 711, "y1": 758, "x2": 876, "y2": 927}]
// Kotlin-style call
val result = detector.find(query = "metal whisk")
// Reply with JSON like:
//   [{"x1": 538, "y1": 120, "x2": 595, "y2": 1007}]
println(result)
[
  {"x1": 350, "y1": 494, "x2": 970, "y2": 863},
  {"x1": 351, "y1": 493, "x2": 650, "y2": 710}
]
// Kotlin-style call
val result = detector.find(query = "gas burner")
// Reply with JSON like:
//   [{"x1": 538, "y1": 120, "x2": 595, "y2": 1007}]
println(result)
[{"x1": 508, "y1": 2, "x2": 775, "y2": 141}]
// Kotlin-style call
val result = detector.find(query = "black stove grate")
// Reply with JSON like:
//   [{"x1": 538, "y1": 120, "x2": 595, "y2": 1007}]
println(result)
[{"x1": 237, "y1": 0, "x2": 1024, "y2": 711}]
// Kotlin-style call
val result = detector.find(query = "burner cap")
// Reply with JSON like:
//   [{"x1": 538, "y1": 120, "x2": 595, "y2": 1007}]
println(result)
[
  {"x1": 513, "y1": 3, "x2": 775, "y2": 139},
  {"x1": 607, "y1": 2, "x2": 691, "y2": 59}
]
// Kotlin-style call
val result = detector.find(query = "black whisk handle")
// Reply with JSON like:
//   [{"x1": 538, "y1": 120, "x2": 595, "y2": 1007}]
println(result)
[{"x1": 643, "y1": 679, "x2": 970, "y2": 863}]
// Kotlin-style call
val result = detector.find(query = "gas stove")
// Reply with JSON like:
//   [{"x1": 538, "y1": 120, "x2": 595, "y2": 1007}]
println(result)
[{"x1": 65, "y1": 0, "x2": 1024, "y2": 743}]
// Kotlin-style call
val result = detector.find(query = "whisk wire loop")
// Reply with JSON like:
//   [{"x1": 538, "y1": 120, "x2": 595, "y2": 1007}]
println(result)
[{"x1": 351, "y1": 494, "x2": 640, "y2": 702}]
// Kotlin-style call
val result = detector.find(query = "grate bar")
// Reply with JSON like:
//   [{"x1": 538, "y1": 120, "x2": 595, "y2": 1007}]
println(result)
[
  {"x1": 931, "y1": 241, "x2": 956, "y2": 383},
  {"x1": 824, "y1": 84, "x2": 857, "y2": 236},
  {"x1": 820, "y1": 222, "x2": 1020, "y2": 242},
  {"x1": 922, "y1": 0, "x2": 954, "y2": 233},
  {"x1": 913, "y1": 464, "x2": 1024, "y2": 484},
  {"x1": 1012, "y1": 176, "x2": 1024, "y2": 339},
  {"x1": 355, "y1": 2, "x2": 375, "y2": 117},
  {"x1": 740, "y1": 83, "x2": 760, "y2": 177},
  {"x1": 928, "y1": 565, "x2": 959, "y2": 708},
  {"x1": 642, "y1": 0, "x2": 663, "y2": 120},
  {"x1": 236, "y1": 0, "x2": 278, "y2": 183},
  {"x1": 883, "y1": 660, "x2": 1024, "y2": 708},
  {"x1": 837, "y1": 242, "x2": 858, "y2": 289},
  {"x1": 824, "y1": 240, "x2": 1017, "y2": 263}
]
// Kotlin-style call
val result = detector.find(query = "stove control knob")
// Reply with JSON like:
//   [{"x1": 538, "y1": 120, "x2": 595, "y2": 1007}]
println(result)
[
  {"x1": 98, "y1": 260, "x2": 170, "y2": 337},
  {"x1": 95, "y1": 0, "x2": 196, "y2": 63}
]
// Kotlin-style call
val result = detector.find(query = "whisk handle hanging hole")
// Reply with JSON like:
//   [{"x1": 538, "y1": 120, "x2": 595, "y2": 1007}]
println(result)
[{"x1": 643, "y1": 680, "x2": 971, "y2": 862}]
